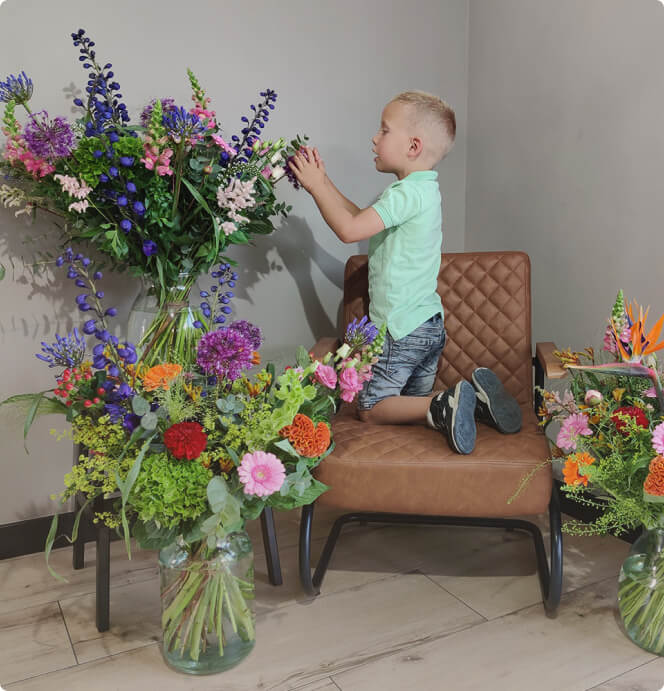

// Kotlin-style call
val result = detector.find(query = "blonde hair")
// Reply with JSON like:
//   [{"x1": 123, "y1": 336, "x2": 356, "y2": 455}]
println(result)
[{"x1": 391, "y1": 91, "x2": 456, "y2": 164}]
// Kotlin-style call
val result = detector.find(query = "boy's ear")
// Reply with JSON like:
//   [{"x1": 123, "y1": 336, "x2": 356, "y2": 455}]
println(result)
[{"x1": 408, "y1": 136, "x2": 423, "y2": 158}]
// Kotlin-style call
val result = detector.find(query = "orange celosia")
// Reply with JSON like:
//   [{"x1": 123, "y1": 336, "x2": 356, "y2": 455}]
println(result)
[
  {"x1": 279, "y1": 413, "x2": 331, "y2": 458},
  {"x1": 562, "y1": 452, "x2": 595, "y2": 487},
  {"x1": 142, "y1": 363, "x2": 183, "y2": 391},
  {"x1": 644, "y1": 456, "x2": 664, "y2": 496}
]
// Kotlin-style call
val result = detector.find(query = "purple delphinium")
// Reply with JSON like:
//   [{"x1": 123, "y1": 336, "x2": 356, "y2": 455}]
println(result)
[
  {"x1": 345, "y1": 316, "x2": 378, "y2": 349},
  {"x1": 36, "y1": 328, "x2": 86, "y2": 368},
  {"x1": 23, "y1": 111, "x2": 75, "y2": 161},
  {"x1": 140, "y1": 97, "x2": 177, "y2": 128},
  {"x1": 142, "y1": 239, "x2": 158, "y2": 256},
  {"x1": 230, "y1": 88, "x2": 277, "y2": 163},
  {"x1": 196, "y1": 327, "x2": 255, "y2": 381},
  {"x1": 228, "y1": 320, "x2": 262, "y2": 351},
  {"x1": 0, "y1": 71, "x2": 33, "y2": 104}
]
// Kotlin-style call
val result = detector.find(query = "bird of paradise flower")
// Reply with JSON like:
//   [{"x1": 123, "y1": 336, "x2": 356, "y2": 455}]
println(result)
[{"x1": 565, "y1": 298, "x2": 664, "y2": 409}]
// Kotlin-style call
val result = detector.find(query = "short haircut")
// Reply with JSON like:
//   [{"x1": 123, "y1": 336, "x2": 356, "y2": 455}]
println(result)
[{"x1": 391, "y1": 91, "x2": 456, "y2": 164}]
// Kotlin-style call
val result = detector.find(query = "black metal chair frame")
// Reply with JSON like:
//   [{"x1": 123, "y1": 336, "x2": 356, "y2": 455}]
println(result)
[
  {"x1": 298, "y1": 356, "x2": 564, "y2": 618},
  {"x1": 71, "y1": 449, "x2": 283, "y2": 632}
]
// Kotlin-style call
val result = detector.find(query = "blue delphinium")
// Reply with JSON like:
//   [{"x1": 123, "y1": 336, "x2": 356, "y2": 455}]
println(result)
[
  {"x1": 0, "y1": 71, "x2": 33, "y2": 105},
  {"x1": 231, "y1": 89, "x2": 277, "y2": 163},
  {"x1": 345, "y1": 316, "x2": 379, "y2": 349},
  {"x1": 193, "y1": 262, "x2": 237, "y2": 330},
  {"x1": 70, "y1": 29, "x2": 130, "y2": 137},
  {"x1": 36, "y1": 329, "x2": 86, "y2": 368}
]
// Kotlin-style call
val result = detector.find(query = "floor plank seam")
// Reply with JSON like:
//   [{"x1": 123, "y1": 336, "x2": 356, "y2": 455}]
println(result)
[
  {"x1": 582, "y1": 657, "x2": 659, "y2": 691},
  {"x1": 420, "y1": 571, "x2": 488, "y2": 622},
  {"x1": 4, "y1": 660, "x2": 81, "y2": 688},
  {"x1": 57, "y1": 599, "x2": 79, "y2": 666}
]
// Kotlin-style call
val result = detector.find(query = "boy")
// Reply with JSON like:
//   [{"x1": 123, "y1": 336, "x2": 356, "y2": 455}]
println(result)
[{"x1": 288, "y1": 91, "x2": 521, "y2": 454}]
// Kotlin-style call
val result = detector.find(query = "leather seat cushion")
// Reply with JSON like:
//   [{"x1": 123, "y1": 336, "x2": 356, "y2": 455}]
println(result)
[{"x1": 314, "y1": 403, "x2": 552, "y2": 517}]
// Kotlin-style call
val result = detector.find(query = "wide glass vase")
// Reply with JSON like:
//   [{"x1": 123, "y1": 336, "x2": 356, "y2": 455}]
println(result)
[
  {"x1": 158, "y1": 532, "x2": 256, "y2": 675},
  {"x1": 617, "y1": 526, "x2": 664, "y2": 655},
  {"x1": 127, "y1": 273, "x2": 201, "y2": 367}
]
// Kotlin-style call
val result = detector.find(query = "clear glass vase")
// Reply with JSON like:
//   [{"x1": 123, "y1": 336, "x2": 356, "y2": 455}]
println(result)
[
  {"x1": 127, "y1": 273, "x2": 202, "y2": 367},
  {"x1": 158, "y1": 532, "x2": 256, "y2": 675},
  {"x1": 617, "y1": 526, "x2": 664, "y2": 655}
]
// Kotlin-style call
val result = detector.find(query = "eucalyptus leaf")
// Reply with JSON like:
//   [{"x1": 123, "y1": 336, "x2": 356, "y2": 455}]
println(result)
[
  {"x1": 140, "y1": 411, "x2": 158, "y2": 431},
  {"x1": 131, "y1": 396, "x2": 150, "y2": 416}
]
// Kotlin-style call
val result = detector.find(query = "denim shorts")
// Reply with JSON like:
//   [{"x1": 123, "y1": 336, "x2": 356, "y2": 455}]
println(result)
[{"x1": 358, "y1": 313, "x2": 446, "y2": 410}]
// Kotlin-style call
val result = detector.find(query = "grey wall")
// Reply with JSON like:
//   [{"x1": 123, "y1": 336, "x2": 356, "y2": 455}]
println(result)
[
  {"x1": 465, "y1": 0, "x2": 664, "y2": 350},
  {"x1": 0, "y1": 0, "x2": 469, "y2": 523}
]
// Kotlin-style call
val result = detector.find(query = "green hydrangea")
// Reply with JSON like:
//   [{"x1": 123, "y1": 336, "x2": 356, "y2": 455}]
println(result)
[{"x1": 129, "y1": 452, "x2": 212, "y2": 529}]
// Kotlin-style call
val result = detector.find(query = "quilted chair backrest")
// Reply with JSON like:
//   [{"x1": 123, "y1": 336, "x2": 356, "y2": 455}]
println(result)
[{"x1": 342, "y1": 251, "x2": 533, "y2": 407}]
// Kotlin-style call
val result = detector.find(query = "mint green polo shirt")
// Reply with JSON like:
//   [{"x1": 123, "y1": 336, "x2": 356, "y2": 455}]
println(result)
[{"x1": 369, "y1": 170, "x2": 444, "y2": 341}]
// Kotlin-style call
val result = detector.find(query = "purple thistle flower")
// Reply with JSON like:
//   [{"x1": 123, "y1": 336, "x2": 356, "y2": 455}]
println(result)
[
  {"x1": 196, "y1": 327, "x2": 255, "y2": 381},
  {"x1": 345, "y1": 316, "x2": 379, "y2": 349},
  {"x1": 0, "y1": 71, "x2": 33, "y2": 104},
  {"x1": 35, "y1": 328, "x2": 86, "y2": 368},
  {"x1": 140, "y1": 97, "x2": 177, "y2": 127},
  {"x1": 23, "y1": 111, "x2": 75, "y2": 161},
  {"x1": 228, "y1": 320, "x2": 262, "y2": 351}
]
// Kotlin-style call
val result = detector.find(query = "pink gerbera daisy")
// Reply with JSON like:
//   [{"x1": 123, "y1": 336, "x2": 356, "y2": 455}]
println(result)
[
  {"x1": 237, "y1": 451, "x2": 286, "y2": 497},
  {"x1": 556, "y1": 413, "x2": 593, "y2": 452},
  {"x1": 653, "y1": 422, "x2": 664, "y2": 457}
]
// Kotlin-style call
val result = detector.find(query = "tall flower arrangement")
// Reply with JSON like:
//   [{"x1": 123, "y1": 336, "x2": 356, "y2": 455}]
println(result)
[
  {"x1": 1, "y1": 247, "x2": 383, "y2": 668},
  {"x1": 0, "y1": 29, "x2": 308, "y2": 364}
]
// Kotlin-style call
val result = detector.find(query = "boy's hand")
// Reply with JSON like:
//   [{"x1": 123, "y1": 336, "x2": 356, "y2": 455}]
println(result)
[
  {"x1": 312, "y1": 147, "x2": 327, "y2": 177},
  {"x1": 289, "y1": 146, "x2": 326, "y2": 194}
]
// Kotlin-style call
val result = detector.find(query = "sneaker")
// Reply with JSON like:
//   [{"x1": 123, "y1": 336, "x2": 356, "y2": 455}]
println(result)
[
  {"x1": 429, "y1": 380, "x2": 477, "y2": 454},
  {"x1": 471, "y1": 367, "x2": 522, "y2": 434}
]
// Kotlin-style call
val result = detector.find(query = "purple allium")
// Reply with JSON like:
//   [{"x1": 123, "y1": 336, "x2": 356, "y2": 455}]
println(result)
[
  {"x1": 228, "y1": 320, "x2": 262, "y2": 351},
  {"x1": 23, "y1": 111, "x2": 75, "y2": 161},
  {"x1": 345, "y1": 315, "x2": 379, "y2": 349},
  {"x1": 36, "y1": 328, "x2": 86, "y2": 368},
  {"x1": 0, "y1": 71, "x2": 33, "y2": 104},
  {"x1": 140, "y1": 97, "x2": 177, "y2": 128},
  {"x1": 142, "y1": 239, "x2": 158, "y2": 256},
  {"x1": 196, "y1": 327, "x2": 255, "y2": 381}
]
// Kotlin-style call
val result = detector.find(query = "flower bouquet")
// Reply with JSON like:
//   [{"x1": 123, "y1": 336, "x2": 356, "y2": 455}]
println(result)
[
  {"x1": 517, "y1": 290, "x2": 664, "y2": 653},
  {"x1": 0, "y1": 28, "x2": 307, "y2": 366},
  {"x1": 1, "y1": 245, "x2": 383, "y2": 673}
]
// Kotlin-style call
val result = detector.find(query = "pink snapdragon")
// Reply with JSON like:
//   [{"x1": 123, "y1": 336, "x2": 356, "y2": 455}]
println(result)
[
  {"x1": 314, "y1": 363, "x2": 337, "y2": 389},
  {"x1": 339, "y1": 365, "x2": 363, "y2": 403},
  {"x1": 141, "y1": 140, "x2": 174, "y2": 176},
  {"x1": 4, "y1": 133, "x2": 54, "y2": 179},
  {"x1": 237, "y1": 451, "x2": 286, "y2": 497},
  {"x1": 653, "y1": 423, "x2": 664, "y2": 456},
  {"x1": 190, "y1": 104, "x2": 217, "y2": 129}
]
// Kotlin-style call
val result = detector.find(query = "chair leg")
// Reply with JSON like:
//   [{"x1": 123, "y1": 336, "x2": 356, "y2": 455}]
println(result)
[
  {"x1": 299, "y1": 503, "x2": 319, "y2": 596},
  {"x1": 95, "y1": 523, "x2": 111, "y2": 633},
  {"x1": 298, "y1": 486, "x2": 564, "y2": 616},
  {"x1": 72, "y1": 532, "x2": 85, "y2": 570},
  {"x1": 260, "y1": 507, "x2": 283, "y2": 586}
]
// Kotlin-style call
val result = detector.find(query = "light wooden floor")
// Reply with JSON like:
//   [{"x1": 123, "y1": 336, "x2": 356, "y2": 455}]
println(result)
[{"x1": 2, "y1": 506, "x2": 664, "y2": 690}]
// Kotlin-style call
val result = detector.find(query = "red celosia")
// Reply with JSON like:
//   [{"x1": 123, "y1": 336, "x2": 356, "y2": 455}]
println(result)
[
  {"x1": 610, "y1": 406, "x2": 649, "y2": 435},
  {"x1": 163, "y1": 422, "x2": 207, "y2": 460}
]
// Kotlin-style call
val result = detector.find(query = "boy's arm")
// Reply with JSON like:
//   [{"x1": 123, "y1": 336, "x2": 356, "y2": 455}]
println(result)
[
  {"x1": 290, "y1": 148, "x2": 384, "y2": 244},
  {"x1": 311, "y1": 149, "x2": 361, "y2": 216}
]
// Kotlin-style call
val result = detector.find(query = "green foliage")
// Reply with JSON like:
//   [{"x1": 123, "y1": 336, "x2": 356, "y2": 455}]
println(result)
[{"x1": 69, "y1": 135, "x2": 111, "y2": 186}]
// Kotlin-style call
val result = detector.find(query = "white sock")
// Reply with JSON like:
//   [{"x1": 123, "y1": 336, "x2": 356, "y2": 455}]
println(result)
[{"x1": 426, "y1": 407, "x2": 435, "y2": 429}]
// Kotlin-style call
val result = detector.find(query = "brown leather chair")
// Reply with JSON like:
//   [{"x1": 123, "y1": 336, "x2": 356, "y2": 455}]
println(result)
[{"x1": 299, "y1": 250, "x2": 565, "y2": 617}]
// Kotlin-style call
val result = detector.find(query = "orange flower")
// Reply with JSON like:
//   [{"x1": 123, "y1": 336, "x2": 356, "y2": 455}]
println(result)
[
  {"x1": 279, "y1": 413, "x2": 331, "y2": 457},
  {"x1": 644, "y1": 456, "x2": 664, "y2": 496},
  {"x1": 142, "y1": 363, "x2": 182, "y2": 391},
  {"x1": 562, "y1": 452, "x2": 595, "y2": 487}
]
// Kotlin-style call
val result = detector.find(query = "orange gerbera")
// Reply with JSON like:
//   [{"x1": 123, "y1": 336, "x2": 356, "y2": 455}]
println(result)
[
  {"x1": 142, "y1": 363, "x2": 182, "y2": 391},
  {"x1": 279, "y1": 413, "x2": 331, "y2": 458},
  {"x1": 644, "y1": 456, "x2": 664, "y2": 496},
  {"x1": 562, "y1": 452, "x2": 595, "y2": 487}
]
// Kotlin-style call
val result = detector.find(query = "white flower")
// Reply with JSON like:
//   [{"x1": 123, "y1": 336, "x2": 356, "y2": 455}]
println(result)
[
  {"x1": 271, "y1": 166, "x2": 286, "y2": 181},
  {"x1": 270, "y1": 152, "x2": 283, "y2": 165},
  {"x1": 221, "y1": 221, "x2": 236, "y2": 236}
]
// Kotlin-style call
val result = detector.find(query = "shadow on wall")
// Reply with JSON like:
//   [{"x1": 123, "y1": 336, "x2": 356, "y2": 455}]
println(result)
[{"x1": 230, "y1": 215, "x2": 348, "y2": 340}]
